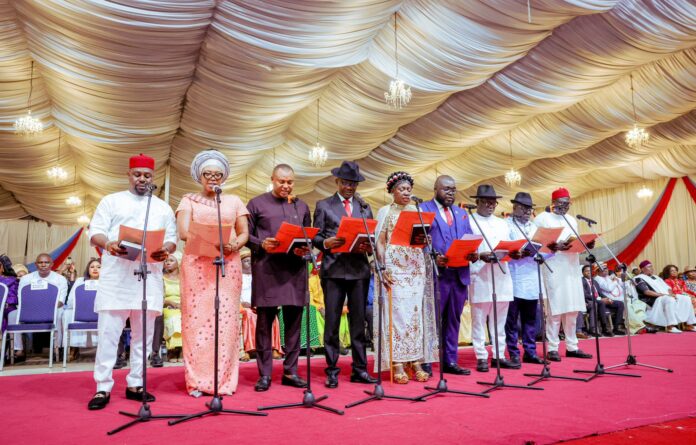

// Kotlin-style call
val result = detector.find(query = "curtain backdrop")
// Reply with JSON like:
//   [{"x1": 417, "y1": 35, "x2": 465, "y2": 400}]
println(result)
[{"x1": 573, "y1": 175, "x2": 696, "y2": 271}]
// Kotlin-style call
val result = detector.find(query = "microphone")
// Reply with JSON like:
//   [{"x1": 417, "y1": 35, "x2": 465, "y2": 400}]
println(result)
[
  {"x1": 462, "y1": 203, "x2": 477, "y2": 210},
  {"x1": 213, "y1": 185, "x2": 223, "y2": 194},
  {"x1": 410, "y1": 195, "x2": 423, "y2": 204},
  {"x1": 545, "y1": 206, "x2": 551, "y2": 213},
  {"x1": 287, "y1": 194, "x2": 298, "y2": 204},
  {"x1": 576, "y1": 214, "x2": 597, "y2": 225},
  {"x1": 354, "y1": 193, "x2": 369, "y2": 209},
  {"x1": 146, "y1": 183, "x2": 157, "y2": 193}
]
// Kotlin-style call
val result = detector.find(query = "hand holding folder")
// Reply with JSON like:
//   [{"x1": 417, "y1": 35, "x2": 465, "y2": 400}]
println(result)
[
  {"x1": 443, "y1": 235, "x2": 483, "y2": 267},
  {"x1": 184, "y1": 221, "x2": 234, "y2": 258},
  {"x1": 389, "y1": 211, "x2": 435, "y2": 247},
  {"x1": 266, "y1": 222, "x2": 320, "y2": 254},
  {"x1": 117, "y1": 225, "x2": 166, "y2": 263},
  {"x1": 331, "y1": 217, "x2": 377, "y2": 254}
]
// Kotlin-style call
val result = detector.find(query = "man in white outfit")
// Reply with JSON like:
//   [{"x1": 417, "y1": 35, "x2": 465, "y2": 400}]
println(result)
[
  {"x1": 87, "y1": 154, "x2": 177, "y2": 410},
  {"x1": 13, "y1": 254, "x2": 68, "y2": 359},
  {"x1": 634, "y1": 260, "x2": 695, "y2": 333},
  {"x1": 534, "y1": 187, "x2": 592, "y2": 362},
  {"x1": 468, "y1": 185, "x2": 522, "y2": 372}
]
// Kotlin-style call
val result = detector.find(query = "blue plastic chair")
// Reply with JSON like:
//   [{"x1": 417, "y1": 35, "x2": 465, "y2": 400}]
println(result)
[
  {"x1": 62, "y1": 282, "x2": 98, "y2": 368},
  {"x1": 0, "y1": 282, "x2": 60, "y2": 370}
]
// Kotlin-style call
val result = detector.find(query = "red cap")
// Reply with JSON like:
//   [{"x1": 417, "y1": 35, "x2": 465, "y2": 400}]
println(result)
[
  {"x1": 551, "y1": 187, "x2": 570, "y2": 201},
  {"x1": 129, "y1": 153, "x2": 155, "y2": 170}
]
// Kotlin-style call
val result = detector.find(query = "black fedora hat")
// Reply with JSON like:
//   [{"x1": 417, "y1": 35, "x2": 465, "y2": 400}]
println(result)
[
  {"x1": 511, "y1": 192, "x2": 535, "y2": 208},
  {"x1": 331, "y1": 161, "x2": 365, "y2": 182},
  {"x1": 470, "y1": 184, "x2": 502, "y2": 199}
]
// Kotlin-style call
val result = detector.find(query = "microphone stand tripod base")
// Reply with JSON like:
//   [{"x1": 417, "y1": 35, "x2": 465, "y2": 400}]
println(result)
[
  {"x1": 605, "y1": 354, "x2": 673, "y2": 373},
  {"x1": 258, "y1": 389, "x2": 345, "y2": 415},
  {"x1": 573, "y1": 363, "x2": 641, "y2": 381},
  {"x1": 524, "y1": 364, "x2": 588, "y2": 386},
  {"x1": 169, "y1": 396, "x2": 266, "y2": 426}
]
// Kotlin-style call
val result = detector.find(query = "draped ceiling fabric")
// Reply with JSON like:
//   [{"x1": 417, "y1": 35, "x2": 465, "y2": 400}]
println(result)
[{"x1": 0, "y1": 0, "x2": 695, "y2": 225}]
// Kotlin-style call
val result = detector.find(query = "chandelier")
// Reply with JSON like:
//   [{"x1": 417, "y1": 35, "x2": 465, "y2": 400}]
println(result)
[
  {"x1": 504, "y1": 131, "x2": 522, "y2": 187},
  {"x1": 625, "y1": 74, "x2": 649, "y2": 149},
  {"x1": 77, "y1": 214, "x2": 91, "y2": 226},
  {"x1": 47, "y1": 129, "x2": 68, "y2": 184},
  {"x1": 65, "y1": 165, "x2": 82, "y2": 207},
  {"x1": 14, "y1": 61, "x2": 44, "y2": 136},
  {"x1": 308, "y1": 98, "x2": 328, "y2": 167},
  {"x1": 384, "y1": 12, "x2": 411, "y2": 109},
  {"x1": 636, "y1": 160, "x2": 653, "y2": 200}
]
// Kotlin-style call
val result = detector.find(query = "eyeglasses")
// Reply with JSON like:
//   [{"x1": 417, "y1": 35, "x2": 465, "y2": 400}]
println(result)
[{"x1": 202, "y1": 171, "x2": 224, "y2": 180}]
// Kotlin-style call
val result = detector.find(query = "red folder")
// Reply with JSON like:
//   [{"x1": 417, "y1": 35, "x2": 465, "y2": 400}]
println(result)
[
  {"x1": 331, "y1": 217, "x2": 377, "y2": 254},
  {"x1": 444, "y1": 235, "x2": 483, "y2": 267},
  {"x1": 184, "y1": 221, "x2": 234, "y2": 258},
  {"x1": 117, "y1": 225, "x2": 166, "y2": 263},
  {"x1": 389, "y1": 211, "x2": 436, "y2": 247},
  {"x1": 266, "y1": 222, "x2": 320, "y2": 254},
  {"x1": 532, "y1": 227, "x2": 564, "y2": 254},
  {"x1": 565, "y1": 234, "x2": 600, "y2": 254},
  {"x1": 493, "y1": 239, "x2": 527, "y2": 262}
]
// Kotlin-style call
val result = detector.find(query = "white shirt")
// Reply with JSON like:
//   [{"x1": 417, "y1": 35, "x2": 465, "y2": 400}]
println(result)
[
  {"x1": 533, "y1": 211, "x2": 585, "y2": 315},
  {"x1": 469, "y1": 213, "x2": 513, "y2": 303},
  {"x1": 434, "y1": 199, "x2": 452, "y2": 222},
  {"x1": 506, "y1": 216, "x2": 547, "y2": 301},
  {"x1": 18, "y1": 270, "x2": 68, "y2": 305},
  {"x1": 241, "y1": 273, "x2": 252, "y2": 305},
  {"x1": 635, "y1": 274, "x2": 672, "y2": 295},
  {"x1": 595, "y1": 275, "x2": 623, "y2": 301},
  {"x1": 88, "y1": 190, "x2": 177, "y2": 313}
]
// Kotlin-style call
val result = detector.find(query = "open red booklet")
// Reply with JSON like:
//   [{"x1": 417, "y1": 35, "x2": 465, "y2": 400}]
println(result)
[
  {"x1": 331, "y1": 217, "x2": 377, "y2": 254},
  {"x1": 444, "y1": 235, "x2": 483, "y2": 267},
  {"x1": 266, "y1": 222, "x2": 320, "y2": 254},
  {"x1": 389, "y1": 211, "x2": 435, "y2": 247},
  {"x1": 117, "y1": 225, "x2": 165, "y2": 263}
]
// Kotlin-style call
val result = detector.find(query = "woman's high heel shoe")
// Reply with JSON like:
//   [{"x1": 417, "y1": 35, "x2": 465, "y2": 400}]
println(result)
[{"x1": 393, "y1": 363, "x2": 409, "y2": 384}]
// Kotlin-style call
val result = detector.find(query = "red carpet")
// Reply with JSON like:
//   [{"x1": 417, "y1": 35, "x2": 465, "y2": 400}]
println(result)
[
  {"x1": 1, "y1": 334, "x2": 694, "y2": 445},
  {"x1": 562, "y1": 416, "x2": 696, "y2": 444}
]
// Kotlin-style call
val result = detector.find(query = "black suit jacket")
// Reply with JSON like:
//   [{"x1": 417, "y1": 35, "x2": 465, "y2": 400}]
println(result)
[
  {"x1": 313, "y1": 194, "x2": 372, "y2": 280},
  {"x1": 582, "y1": 277, "x2": 607, "y2": 304}
]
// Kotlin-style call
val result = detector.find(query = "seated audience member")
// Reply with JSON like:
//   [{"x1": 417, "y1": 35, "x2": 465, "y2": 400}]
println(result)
[
  {"x1": 593, "y1": 266, "x2": 626, "y2": 334},
  {"x1": 635, "y1": 260, "x2": 696, "y2": 333},
  {"x1": 663, "y1": 265, "x2": 696, "y2": 307},
  {"x1": 614, "y1": 266, "x2": 656, "y2": 334},
  {"x1": 581, "y1": 265, "x2": 622, "y2": 336},
  {"x1": 162, "y1": 252, "x2": 183, "y2": 363},
  {"x1": 13, "y1": 254, "x2": 68, "y2": 361},
  {"x1": 57, "y1": 257, "x2": 78, "y2": 294},
  {"x1": 239, "y1": 249, "x2": 282, "y2": 362},
  {"x1": 63, "y1": 258, "x2": 101, "y2": 361},
  {"x1": 1, "y1": 255, "x2": 20, "y2": 358},
  {"x1": 682, "y1": 266, "x2": 696, "y2": 311}
]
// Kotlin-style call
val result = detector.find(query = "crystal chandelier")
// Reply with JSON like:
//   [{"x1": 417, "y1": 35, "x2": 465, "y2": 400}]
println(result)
[
  {"x1": 625, "y1": 74, "x2": 649, "y2": 149},
  {"x1": 65, "y1": 165, "x2": 81, "y2": 206},
  {"x1": 77, "y1": 214, "x2": 91, "y2": 226},
  {"x1": 14, "y1": 61, "x2": 44, "y2": 136},
  {"x1": 635, "y1": 159, "x2": 653, "y2": 200},
  {"x1": 308, "y1": 98, "x2": 328, "y2": 167},
  {"x1": 503, "y1": 131, "x2": 522, "y2": 187},
  {"x1": 47, "y1": 130, "x2": 68, "y2": 184},
  {"x1": 66, "y1": 196, "x2": 82, "y2": 207},
  {"x1": 384, "y1": 12, "x2": 411, "y2": 109}
]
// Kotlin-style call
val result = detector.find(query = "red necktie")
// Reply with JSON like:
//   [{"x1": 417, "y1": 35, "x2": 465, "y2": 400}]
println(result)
[
  {"x1": 444, "y1": 206, "x2": 453, "y2": 226},
  {"x1": 343, "y1": 199, "x2": 351, "y2": 216}
]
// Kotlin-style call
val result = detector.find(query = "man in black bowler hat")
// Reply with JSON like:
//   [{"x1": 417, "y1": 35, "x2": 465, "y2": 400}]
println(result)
[{"x1": 313, "y1": 161, "x2": 378, "y2": 388}]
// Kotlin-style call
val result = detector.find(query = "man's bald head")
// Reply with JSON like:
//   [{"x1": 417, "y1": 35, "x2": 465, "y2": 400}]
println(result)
[{"x1": 434, "y1": 175, "x2": 456, "y2": 207}]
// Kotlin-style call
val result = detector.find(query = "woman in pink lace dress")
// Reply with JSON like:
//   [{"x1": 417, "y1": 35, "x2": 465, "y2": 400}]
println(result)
[{"x1": 177, "y1": 150, "x2": 249, "y2": 397}]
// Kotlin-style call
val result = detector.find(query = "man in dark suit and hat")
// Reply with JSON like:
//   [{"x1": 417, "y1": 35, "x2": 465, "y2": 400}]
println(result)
[{"x1": 313, "y1": 161, "x2": 378, "y2": 388}]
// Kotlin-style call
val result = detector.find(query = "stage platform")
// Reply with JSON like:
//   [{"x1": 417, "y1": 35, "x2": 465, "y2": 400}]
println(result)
[{"x1": 1, "y1": 333, "x2": 694, "y2": 444}]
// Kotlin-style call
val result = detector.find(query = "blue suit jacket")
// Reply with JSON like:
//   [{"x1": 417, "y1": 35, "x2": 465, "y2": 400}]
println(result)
[{"x1": 421, "y1": 199, "x2": 473, "y2": 285}]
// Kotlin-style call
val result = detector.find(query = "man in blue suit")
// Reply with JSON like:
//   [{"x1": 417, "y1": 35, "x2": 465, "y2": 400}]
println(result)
[{"x1": 421, "y1": 175, "x2": 478, "y2": 375}]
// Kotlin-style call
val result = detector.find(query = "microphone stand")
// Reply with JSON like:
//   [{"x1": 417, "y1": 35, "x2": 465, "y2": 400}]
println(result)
[
  {"x1": 346, "y1": 198, "x2": 422, "y2": 408},
  {"x1": 582, "y1": 224, "x2": 672, "y2": 373},
  {"x1": 560, "y1": 215, "x2": 639, "y2": 381},
  {"x1": 258, "y1": 198, "x2": 344, "y2": 415},
  {"x1": 170, "y1": 187, "x2": 267, "y2": 426},
  {"x1": 412, "y1": 200, "x2": 489, "y2": 401},
  {"x1": 467, "y1": 208, "x2": 541, "y2": 394},
  {"x1": 510, "y1": 218, "x2": 586, "y2": 387},
  {"x1": 109, "y1": 185, "x2": 185, "y2": 435}
]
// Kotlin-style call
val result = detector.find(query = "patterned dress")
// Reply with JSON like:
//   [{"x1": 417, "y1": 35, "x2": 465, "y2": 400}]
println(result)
[
  {"x1": 373, "y1": 203, "x2": 438, "y2": 371},
  {"x1": 177, "y1": 193, "x2": 249, "y2": 395}
]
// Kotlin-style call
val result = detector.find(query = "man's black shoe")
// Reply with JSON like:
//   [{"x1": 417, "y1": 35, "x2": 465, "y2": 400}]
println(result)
[
  {"x1": 325, "y1": 374, "x2": 339, "y2": 388},
  {"x1": 546, "y1": 351, "x2": 561, "y2": 362},
  {"x1": 490, "y1": 358, "x2": 521, "y2": 369},
  {"x1": 522, "y1": 354, "x2": 545, "y2": 365},
  {"x1": 350, "y1": 371, "x2": 378, "y2": 384},
  {"x1": 476, "y1": 359, "x2": 489, "y2": 372},
  {"x1": 125, "y1": 387, "x2": 155, "y2": 402},
  {"x1": 254, "y1": 376, "x2": 271, "y2": 392},
  {"x1": 281, "y1": 374, "x2": 308, "y2": 388},
  {"x1": 150, "y1": 353, "x2": 164, "y2": 368},
  {"x1": 443, "y1": 363, "x2": 471, "y2": 375},
  {"x1": 87, "y1": 391, "x2": 110, "y2": 410},
  {"x1": 566, "y1": 349, "x2": 593, "y2": 359}
]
